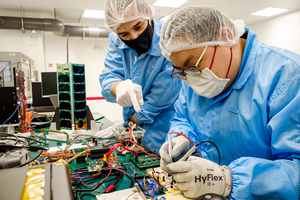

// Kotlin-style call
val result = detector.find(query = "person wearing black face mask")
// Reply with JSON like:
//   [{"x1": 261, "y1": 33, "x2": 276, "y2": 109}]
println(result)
[
  {"x1": 98, "y1": 0, "x2": 181, "y2": 155},
  {"x1": 121, "y1": 20, "x2": 153, "y2": 56}
]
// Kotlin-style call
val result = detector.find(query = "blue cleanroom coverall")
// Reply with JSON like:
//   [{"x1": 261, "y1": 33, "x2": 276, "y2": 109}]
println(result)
[
  {"x1": 99, "y1": 19, "x2": 181, "y2": 154},
  {"x1": 168, "y1": 28, "x2": 300, "y2": 199}
]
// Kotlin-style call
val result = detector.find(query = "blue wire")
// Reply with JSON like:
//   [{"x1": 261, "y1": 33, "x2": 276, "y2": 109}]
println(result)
[
  {"x1": 1, "y1": 62, "x2": 21, "y2": 72},
  {"x1": 0, "y1": 104, "x2": 20, "y2": 129},
  {"x1": 57, "y1": 145, "x2": 65, "y2": 153}
]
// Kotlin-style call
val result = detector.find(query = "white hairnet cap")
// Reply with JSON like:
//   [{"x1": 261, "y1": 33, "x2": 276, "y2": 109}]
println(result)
[
  {"x1": 159, "y1": 6, "x2": 246, "y2": 60},
  {"x1": 104, "y1": 0, "x2": 155, "y2": 32}
]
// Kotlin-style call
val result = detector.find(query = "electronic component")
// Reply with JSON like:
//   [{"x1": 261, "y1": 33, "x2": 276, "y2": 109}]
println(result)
[
  {"x1": 0, "y1": 164, "x2": 73, "y2": 200},
  {"x1": 0, "y1": 134, "x2": 30, "y2": 169},
  {"x1": 0, "y1": 149, "x2": 30, "y2": 169},
  {"x1": 147, "y1": 167, "x2": 182, "y2": 196},
  {"x1": 136, "y1": 177, "x2": 162, "y2": 200},
  {"x1": 85, "y1": 155, "x2": 121, "y2": 172},
  {"x1": 130, "y1": 154, "x2": 160, "y2": 169},
  {"x1": 0, "y1": 87, "x2": 19, "y2": 125},
  {"x1": 90, "y1": 146, "x2": 110, "y2": 159},
  {"x1": 113, "y1": 126, "x2": 145, "y2": 142}
]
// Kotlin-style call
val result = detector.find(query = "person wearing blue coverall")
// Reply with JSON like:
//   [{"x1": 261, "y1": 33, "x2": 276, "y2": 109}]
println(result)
[
  {"x1": 98, "y1": 0, "x2": 181, "y2": 154},
  {"x1": 159, "y1": 6, "x2": 300, "y2": 199}
]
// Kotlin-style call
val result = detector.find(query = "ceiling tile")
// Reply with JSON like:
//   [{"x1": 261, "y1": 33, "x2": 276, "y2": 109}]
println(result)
[
  {"x1": 85, "y1": 0, "x2": 105, "y2": 10},
  {"x1": 275, "y1": 0, "x2": 300, "y2": 10},
  {"x1": 248, "y1": 0, "x2": 287, "y2": 6},
  {"x1": 153, "y1": 6, "x2": 176, "y2": 17},
  {"x1": 51, "y1": 0, "x2": 85, "y2": 9}
]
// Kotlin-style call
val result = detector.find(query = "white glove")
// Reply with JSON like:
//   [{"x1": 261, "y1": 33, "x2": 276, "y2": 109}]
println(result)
[
  {"x1": 94, "y1": 123, "x2": 123, "y2": 138},
  {"x1": 116, "y1": 79, "x2": 143, "y2": 113},
  {"x1": 166, "y1": 156, "x2": 232, "y2": 199},
  {"x1": 159, "y1": 135, "x2": 190, "y2": 170}
]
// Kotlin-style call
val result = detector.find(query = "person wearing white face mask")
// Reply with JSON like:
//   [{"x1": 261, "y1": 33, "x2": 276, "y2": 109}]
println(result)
[
  {"x1": 158, "y1": 5, "x2": 300, "y2": 200},
  {"x1": 171, "y1": 45, "x2": 232, "y2": 98}
]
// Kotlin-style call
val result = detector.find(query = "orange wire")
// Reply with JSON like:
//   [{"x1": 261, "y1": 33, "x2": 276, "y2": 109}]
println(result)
[{"x1": 145, "y1": 195, "x2": 155, "y2": 200}]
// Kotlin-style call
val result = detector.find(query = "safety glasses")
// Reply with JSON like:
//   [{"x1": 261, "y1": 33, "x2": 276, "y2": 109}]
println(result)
[{"x1": 171, "y1": 46, "x2": 208, "y2": 80}]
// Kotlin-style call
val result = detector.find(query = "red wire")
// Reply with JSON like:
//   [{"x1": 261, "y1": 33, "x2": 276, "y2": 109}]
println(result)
[
  {"x1": 123, "y1": 139, "x2": 159, "y2": 157},
  {"x1": 168, "y1": 132, "x2": 201, "y2": 158},
  {"x1": 19, "y1": 71, "x2": 28, "y2": 132}
]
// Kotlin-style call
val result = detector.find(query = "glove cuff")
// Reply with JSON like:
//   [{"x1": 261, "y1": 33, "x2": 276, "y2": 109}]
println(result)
[{"x1": 220, "y1": 165, "x2": 232, "y2": 197}]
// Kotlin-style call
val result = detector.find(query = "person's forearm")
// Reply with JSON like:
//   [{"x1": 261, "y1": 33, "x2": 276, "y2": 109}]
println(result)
[{"x1": 110, "y1": 81, "x2": 122, "y2": 97}]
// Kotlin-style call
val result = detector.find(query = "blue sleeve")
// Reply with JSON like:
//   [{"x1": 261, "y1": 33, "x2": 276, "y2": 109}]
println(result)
[
  {"x1": 228, "y1": 74, "x2": 300, "y2": 199},
  {"x1": 135, "y1": 61, "x2": 181, "y2": 124},
  {"x1": 99, "y1": 33, "x2": 124, "y2": 103},
  {"x1": 168, "y1": 85, "x2": 200, "y2": 142}
]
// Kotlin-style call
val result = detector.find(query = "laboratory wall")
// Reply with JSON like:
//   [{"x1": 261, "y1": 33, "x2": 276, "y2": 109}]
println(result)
[
  {"x1": 247, "y1": 9, "x2": 300, "y2": 55},
  {"x1": 43, "y1": 33, "x2": 123, "y2": 123},
  {"x1": 0, "y1": 29, "x2": 45, "y2": 81},
  {"x1": 0, "y1": 28, "x2": 123, "y2": 123},
  {"x1": 74, "y1": 37, "x2": 123, "y2": 123}
]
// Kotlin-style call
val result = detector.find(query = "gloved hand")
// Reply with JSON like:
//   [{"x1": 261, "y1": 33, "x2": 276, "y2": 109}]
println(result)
[
  {"x1": 94, "y1": 123, "x2": 123, "y2": 138},
  {"x1": 115, "y1": 79, "x2": 143, "y2": 113},
  {"x1": 166, "y1": 156, "x2": 232, "y2": 199},
  {"x1": 159, "y1": 135, "x2": 190, "y2": 170}
]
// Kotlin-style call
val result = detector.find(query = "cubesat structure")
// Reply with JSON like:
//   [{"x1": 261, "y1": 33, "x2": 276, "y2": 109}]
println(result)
[
  {"x1": 49, "y1": 63, "x2": 97, "y2": 137},
  {"x1": 57, "y1": 63, "x2": 87, "y2": 130}
]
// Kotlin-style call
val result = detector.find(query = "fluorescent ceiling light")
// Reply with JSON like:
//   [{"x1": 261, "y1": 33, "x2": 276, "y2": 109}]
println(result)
[
  {"x1": 160, "y1": 15, "x2": 170, "y2": 21},
  {"x1": 153, "y1": 0, "x2": 188, "y2": 8},
  {"x1": 251, "y1": 7, "x2": 287, "y2": 17},
  {"x1": 83, "y1": 10, "x2": 105, "y2": 18}
]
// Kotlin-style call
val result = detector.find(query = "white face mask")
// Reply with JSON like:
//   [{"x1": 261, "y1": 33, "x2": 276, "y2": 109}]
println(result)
[
  {"x1": 184, "y1": 46, "x2": 233, "y2": 98},
  {"x1": 184, "y1": 68, "x2": 230, "y2": 98}
]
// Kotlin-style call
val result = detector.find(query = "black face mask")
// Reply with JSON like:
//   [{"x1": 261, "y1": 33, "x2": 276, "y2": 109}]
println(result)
[{"x1": 121, "y1": 21, "x2": 153, "y2": 55}]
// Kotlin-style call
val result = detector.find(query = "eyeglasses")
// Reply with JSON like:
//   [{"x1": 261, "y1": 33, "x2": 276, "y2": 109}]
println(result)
[{"x1": 171, "y1": 46, "x2": 208, "y2": 80}]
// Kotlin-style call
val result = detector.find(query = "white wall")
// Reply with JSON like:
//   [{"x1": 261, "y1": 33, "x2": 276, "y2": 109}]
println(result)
[
  {"x1": 44, "y1": 32, "x2": 76, "y2": 72},
  {"x1": 248, "y1": 9, "x2": 300, "y2": 55},
  {"x1": 74, "y1": 37, "x2": 123, "y2": 122},
  {"x1": 0, "y1": 29, "x2": 45, "y2": 80},
  {"x1": 0, "y1": 28, "x2": 123, "y2": 122}
]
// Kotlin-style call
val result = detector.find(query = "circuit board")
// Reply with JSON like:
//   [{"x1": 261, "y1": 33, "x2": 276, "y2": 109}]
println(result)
[
  {"x1": 85, "y1": 157, "x2": 122, "y2": 172},
  {"x1": 137, "y1": 178, "x2": 161, "y2": 200},
  {"x1": 113, "y1": 126, "x2": 145, "y2": 141},
  {"x1": 130, "y1": 154, "x2": 160, "y2": 169},
  {"x1": 147, "y1": 167, "x2": 182, "y2": 196}
]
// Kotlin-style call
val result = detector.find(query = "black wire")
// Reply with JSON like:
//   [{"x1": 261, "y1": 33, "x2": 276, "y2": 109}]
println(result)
[
  {"x1": 79, "y1": 193, "x2": 96, "y2": 200},
  {"x1": 0, "y1": 133, "x2": 19, "y2": 145},
  {"x1": 73, "y1": 177, "x2": 117, "y2": 194},
  {"x1": 17, "y1": 135, "x2": 49, "y2": 150},
  {"x1": 84, "y1": 175, "x2": 118, "y2": 184},
  {"x1": 14, "y1": 150, "x2": 43, "y2": 167},
  {"x1": 0, "y1": 132, "x2": 49, "y2": 150},
  {"x1": 195, "y1": 140, "x2": 221, "y2": 165},
  {"x1": 0, "y1": 133, "x2": 48, "y2": 167},
  {"x1": 73, "y1": 166, "x2": 88, "y2": 171},
  {"x1": 103, "y1": 170, "x2": 123, "y2": 193},
  {"x1": 0, "y1": 137, "x2": 26, "y2": 146}
]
